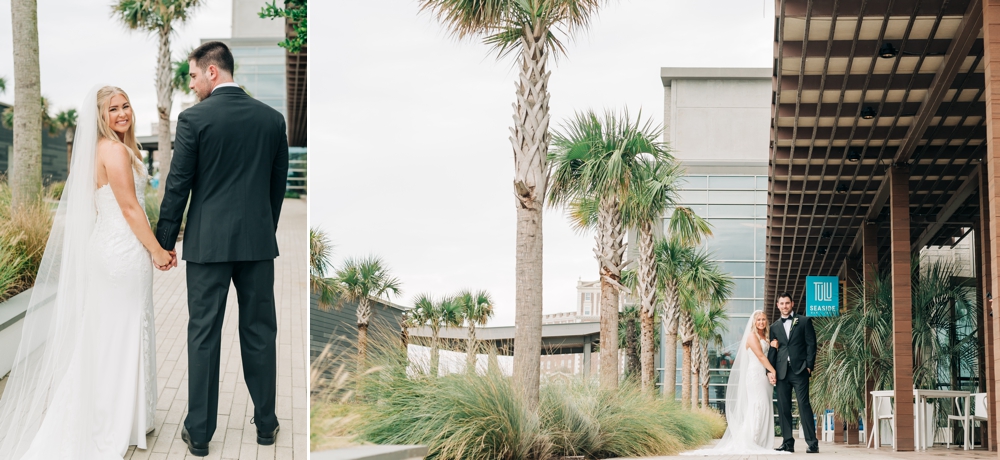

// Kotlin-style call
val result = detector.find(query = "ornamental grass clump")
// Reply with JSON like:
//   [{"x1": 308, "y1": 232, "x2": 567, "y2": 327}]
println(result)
[
  {"x1": 541, "y1": 379, "x2": 724, "y2": 458},
  {"x1": 0, "y1": 179, "x2": 53, "y2": 301},
  {"x1": 350, "y1": 334, "x2": 724, "y2": 460}
]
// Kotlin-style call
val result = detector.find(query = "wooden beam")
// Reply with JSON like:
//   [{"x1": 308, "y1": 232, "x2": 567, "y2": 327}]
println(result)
[
  {"x1": 895, "y1": 0, "x2": 983, "y2": 164},
  {"x1": 911, "y1": 167, "x2": 980, "y2": 251}
]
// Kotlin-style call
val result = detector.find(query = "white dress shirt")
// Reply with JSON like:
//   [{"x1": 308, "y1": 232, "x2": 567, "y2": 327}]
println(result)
[
  {"x1": 212, "y1": 82, "x2": 240, "y2": 93},
  {"x1": 782, "y1": 314, "x2": 793, "y2": 362}
]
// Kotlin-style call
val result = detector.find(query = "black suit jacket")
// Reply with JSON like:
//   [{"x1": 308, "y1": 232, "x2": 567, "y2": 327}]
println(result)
[
  {"x1": 767, "y1": 313, "x2": 817, "y2": 380},
  {"x1": 156, "y1": 86, "x2": 289, "y2": 263}
]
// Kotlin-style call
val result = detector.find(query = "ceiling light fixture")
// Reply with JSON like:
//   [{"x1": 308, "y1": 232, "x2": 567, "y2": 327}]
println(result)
[
  {"x1": 847, "y1": 148, "x2": 861, "y2": 162},
  {"x1": 879, "y1": 42, "x2": 898, "y2": 58},
  {"x1": 861, "y1": 106, "x2": 877, "y2": 119},
  {"x1": 836, "y1": 183, "x2": 849, "y2": 194}
]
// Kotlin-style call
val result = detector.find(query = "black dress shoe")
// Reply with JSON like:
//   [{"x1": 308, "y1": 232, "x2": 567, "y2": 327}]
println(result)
[
  {"x1": 257, "y1": 422, "x2": 280, "y2": 445},
  {"x1": 775, "y1": 445, "x2": 794, "y2": 452},
  {"x1": 807, "y1": 446, "x2": 819, "y2": 453},
  {"x1": 181, "y1": 426, "x2": 209, "y2": 457}
]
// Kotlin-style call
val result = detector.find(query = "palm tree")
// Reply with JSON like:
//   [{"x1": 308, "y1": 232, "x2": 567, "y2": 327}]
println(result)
[
  {"x1": 677, "y1": 251, "x2": 732, "y2": 409},
  {"x1": 549, "y1": 109, "x2": 674, "y2": 390},
  {"x1": 618, "y1": 302, "x2": 641, "y2": 381},
  {"x1": 9, "y1": 0, "x2": 41, "y2": 207},
  {"x1": 656, "y1": 237, "x2": 733, "y2": 404},
  {"x1": 420, "y1": 0, "x2": 607, "y2": 407},
  {"x1": 455, "y1": 289, "x2": 495, "y2": 373},
  {"x1": 171, "y1": 51, "x2": 193, "y2": 95},
  {"x1": 812, "y1": 258, "x2": 977, "y2": 440},
  {"x1": 309, "y1": 228, "x2": 339, "y2": 310},
  {"x1": 112, "y1": 0, "x2": 202, "y2": 198},
  {"x1": 0, "y1": 76, "x2": 6, "y2": 94},
  {"x1": 54, "y1": 109, "x2": 77, "y2": 173},
  {"x1": 693, "y1": 299, "x2": 728, "y2": 408},
  {"x1": 622, "y1": 158, "x2": 711, "y2": 393},
  {"x1": 334, "y1": 255, "x2": 402, "y2": 368},
  {"x1": 401, "y1": 303, "x2": 430, "y2": 349},
  {"x1": 414, "y1": 294, "x2": 462, "y2": 376}
]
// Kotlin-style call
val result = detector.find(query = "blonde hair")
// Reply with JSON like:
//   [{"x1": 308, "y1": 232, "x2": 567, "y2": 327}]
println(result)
[
  {"x1": 752, "y1": 310, "x2": 769, "y2": 341},
  {"x1": 96, "y1": 86, "x2": 143, "y2": 175}
]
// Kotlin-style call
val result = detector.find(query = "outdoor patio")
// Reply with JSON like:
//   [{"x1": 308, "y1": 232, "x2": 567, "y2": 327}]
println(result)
[
  {"x1": 129, "y1": 197, "x2": 308, "y2": 460},
  {"x1": 616, "y1": 438, "x2": 994, "y2": 460}
]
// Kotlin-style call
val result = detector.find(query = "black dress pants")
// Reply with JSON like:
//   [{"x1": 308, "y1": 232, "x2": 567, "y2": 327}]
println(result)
[
  {"x1": 184, "y1": 259, "x2": 278, "y2": 443},
  {"x1": 776, "y1": 368, "x2": 819, "y2": 450}
]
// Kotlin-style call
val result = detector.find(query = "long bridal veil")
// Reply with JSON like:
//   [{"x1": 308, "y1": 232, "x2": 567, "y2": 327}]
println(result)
[{"x1": 0, "y1": 85, "x2": 103, "y2": 458}]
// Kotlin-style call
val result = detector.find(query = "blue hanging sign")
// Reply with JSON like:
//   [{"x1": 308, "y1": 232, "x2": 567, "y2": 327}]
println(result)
[{"x1": 805, "y1": 276, "x2": 840, "y2": 317}]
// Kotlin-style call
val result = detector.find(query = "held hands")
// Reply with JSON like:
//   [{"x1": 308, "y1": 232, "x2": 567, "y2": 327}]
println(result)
[
  {"x1": 153, "y1": 249, "x2": 178, "y2": 271},
  {"x1": 767, "y1": 371, "x2": 777, "y2": 385}
]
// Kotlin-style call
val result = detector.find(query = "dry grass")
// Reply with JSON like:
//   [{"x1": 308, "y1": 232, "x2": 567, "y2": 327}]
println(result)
[
  {"x1": 310, "y1": 341, "x2": 369, "y2": 452},
  {"x1": 0, "y1": 180, "x2": 53, "y2": 301}
]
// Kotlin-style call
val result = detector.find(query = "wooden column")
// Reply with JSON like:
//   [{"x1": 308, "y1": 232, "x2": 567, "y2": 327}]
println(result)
[
  {"x1": 984, "y1": 1, "x2": 1000, "y2": 453},
  {"x1": 846, "y1": 255, "x2": 863, "y2": 444},
  {"x1": 888, "y1": 165, "x2": 915, "y2": 451},
  {"x1": 976, "y1": 210, "x2": 996, "y2": 451},
  {"x1": 861, "y1": 222, "x2": 879, "y2": 445}
]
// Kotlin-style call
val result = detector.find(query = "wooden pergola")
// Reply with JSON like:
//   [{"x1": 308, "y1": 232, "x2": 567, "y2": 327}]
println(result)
[{"x1": 769, "y1": 0, "x2": 1000, "y2": 452}]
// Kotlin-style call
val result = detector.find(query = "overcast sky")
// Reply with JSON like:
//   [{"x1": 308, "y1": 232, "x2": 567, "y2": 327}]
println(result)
[
  {"x1": 314, "y1": 0, "x2": 776, "y2": 327},
  {"x1": 0, "y1": 0, "x2": 234, "y2": 136}
]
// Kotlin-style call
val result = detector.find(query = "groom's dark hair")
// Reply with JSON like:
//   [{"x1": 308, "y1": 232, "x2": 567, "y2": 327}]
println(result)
[
  {"x1": 189, "y1": 41, "x2": 235, "y2": 76},
  {"x1": 777, "y1": 291, "x2": 794, "y2": 302}
]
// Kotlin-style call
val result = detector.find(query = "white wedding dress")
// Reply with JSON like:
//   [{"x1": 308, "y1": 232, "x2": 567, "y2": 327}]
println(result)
[
  {"x1": 682, "y1": 313, "x2": 787, "y2": 456},
  {"x1": 0, "y1": 86, "x2": 157, "y2": 459}
]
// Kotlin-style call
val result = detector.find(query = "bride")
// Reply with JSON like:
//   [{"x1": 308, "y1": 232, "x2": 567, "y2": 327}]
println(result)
[
  {"x1": 683, "y1": 310, "x2": 788, "y2": 455},
  {"x1": 0, "y1": 85, "x2": 172, "y2": 459}
]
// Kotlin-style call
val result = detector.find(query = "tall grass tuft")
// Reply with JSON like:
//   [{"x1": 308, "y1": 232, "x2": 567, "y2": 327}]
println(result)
[
  {"x1": 310, "y1": 342, "x2": 367, "y2": 451},
  {"x1": 0, "y1": 179, "x2": 54, "y2": 301},
  {"x1": 542, "y1": 380, "x2": 723, "y2": 458},
  {"x1": 343, "y1": 330, "x2": 724, "y2": 459}
]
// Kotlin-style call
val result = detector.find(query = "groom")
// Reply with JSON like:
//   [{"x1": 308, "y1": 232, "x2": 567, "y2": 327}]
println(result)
[
  {"x1": 767, "y1": 291, "x2": 819, "y2": 454},
  {"x1": 156, "y1": 41, "x2": 289, "y2": 457}
]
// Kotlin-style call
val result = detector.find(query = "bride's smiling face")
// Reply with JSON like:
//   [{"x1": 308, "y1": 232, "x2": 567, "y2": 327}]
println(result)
[
  {"x1": 754, "y1": 313, "x2": 768, "y2": 333},
  {"x1": 106, "y1": 94, "x2": 132, "y2": 136}
]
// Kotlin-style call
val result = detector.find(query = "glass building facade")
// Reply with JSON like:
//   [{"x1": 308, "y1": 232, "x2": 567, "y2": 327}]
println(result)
[
  {"x1": 232, "y1": 44, "x2": 287, "y2": 118},
  {"x1": 664, "y1": 173, "x2": 769, "y2": 403}
]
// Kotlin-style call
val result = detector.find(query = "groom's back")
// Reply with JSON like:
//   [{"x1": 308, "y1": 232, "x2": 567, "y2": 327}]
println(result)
[{"x1": 161, "y1": 86, "x2": 289, "y2": 263}]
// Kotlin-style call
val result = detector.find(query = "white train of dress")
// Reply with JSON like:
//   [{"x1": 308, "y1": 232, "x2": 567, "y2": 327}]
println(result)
[
  {"x1": 19, "y1": 165, "x2": 157, "y2": 460},
  {"x1": 682, "y1": 338, "x2": 787, "y2": 455}
]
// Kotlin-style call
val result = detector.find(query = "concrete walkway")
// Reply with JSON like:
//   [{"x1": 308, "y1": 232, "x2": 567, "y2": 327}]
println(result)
[
  {"x1": 615, "y1": 438, "x2": 994, "y2": 459},
  {"x1": 127, "y1": 198, "x2": 308, "y2": 460}
]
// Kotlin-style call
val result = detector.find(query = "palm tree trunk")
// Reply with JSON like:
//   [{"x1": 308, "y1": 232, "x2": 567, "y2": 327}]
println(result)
[
  {"x1": 431, "y1": 327, "x2": 440, "y2": 377},
  {"x1": 700, "y1": 345, "x2": 711, "y2": 408},
  {"x1": 637, "y1": 221, "x2": 658, "y2": 392},
  {"x1": 511, "y1": 28, "x2": 551, "y2": 409},
  {"x1": 356, "y1": 298, "x2": 372, "y2": 370},
  {"x1": 597, "y1": 196, "x2": 624, "y2": 389},
  {"x1": 691, "y1": 337, "x2": 700, "y2": 408},
  {"x1": 155, "y1": 25, "x2": 173, "y2": 197},
  {"x1": 400, "y1": 324, "x2": 409, "y2": 349},
  {"x1": 681, "y1": 339, "x2": 692, "y2": 410},
  {"x1": 10, "y1": 0, "x2": 42, "y2": 208},
  {"x1": 680, "y1": 310, "x2": 694, "y2": 409},
  {"x1": 467, "y1": 322, "x2": 477, "y2": 373},
  {"x1": 662, "y1": 288, "x2": 680, "y2": 401},
  {"x1": 625, "y1": 316, "x2": 639, "y2": 381}
]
